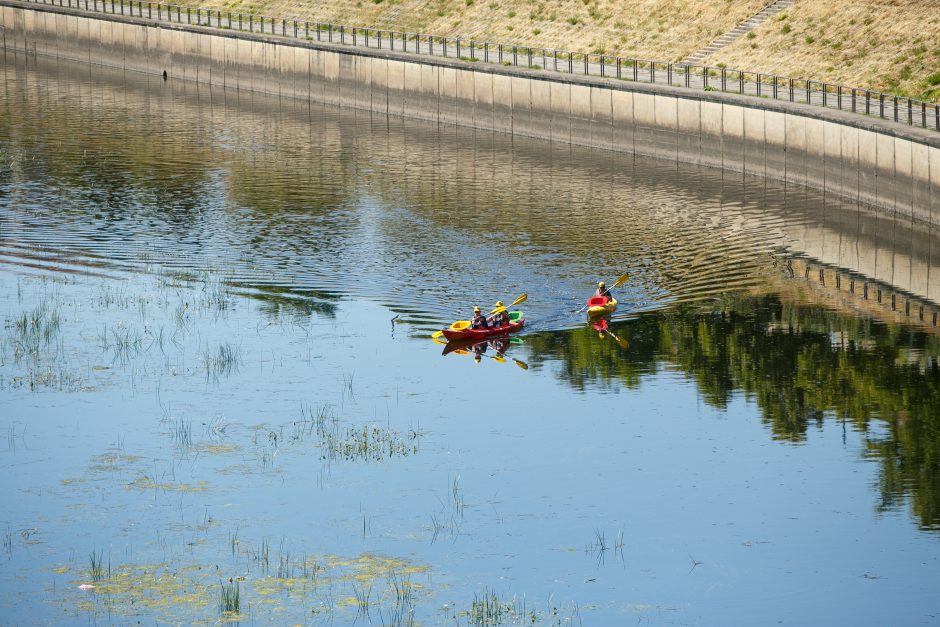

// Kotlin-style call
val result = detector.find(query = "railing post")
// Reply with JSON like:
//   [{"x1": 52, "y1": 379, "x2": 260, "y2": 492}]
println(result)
[
  {"x1": 513, "y1": 45, "x2": 518, "y2": 66},
  {"x1": 805, "y1": 80, "x2": 810, "y2": 104},
  {"x1": 837, "y1": 85, "x2": 842, "y2": 109},
  {"x1": 773, "y1": 75, "x2": 778, "y2": 99},
  {"x1": 668, "y1": 62, "x2": 672, "y2": 85},
  {"x1": 569, "y1": 52, "x2": 573, "y2": 74},
  {"x1": 600, "y1": 56, "x2": 605, "y2": 77},
  {"x1": 702, "y1": 65, "x2": 707, "y2": 89},
  {"x1": 616, "y1": 57, "x2": 621, "y2": 79},
  {"x1": 879, "y1": 94, "x2": 885, "y2": 119},
  {"x1": 822, "y1": 83, "x2": 827, "y2": 107},
  {"x1": 249, "y1": 14, "x2": 252, "y2": 31},
  {"x1": 528, "y1": 47, "x2": 533, "y2": 68},
  {"x1": 865, "y1": 91, "x2": 870, "y2": 115},
  {"x1": 721, "y1": 67, "x2": 726, "y2": 91},
  {"x1": 650, "y1": 61, "x2": 655, "y2": 83},
  {"x1": 584, "y1": 54, "x2": 588, "y2": 75},
  {"x1": 186, "y1": 6, "x2": 189, "y2": 23},
  {"x1": 757, "y1": 73, "x2": 761, "y2": 97},
  {"x1": 893, "y1": 96, "x2": 898, "y2": 122},
  {"x1": 686, "y1": 65, "x2": 691, "y2": 88},
  {"x1": 789, "y1": 77, "x2": 794, "y2": 101}
]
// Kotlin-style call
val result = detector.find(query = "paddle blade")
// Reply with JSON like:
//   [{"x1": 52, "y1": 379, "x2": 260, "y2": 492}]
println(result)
[
  {"x1": 431, "y1": 330, "x2": 444, "y2": 339},
  {"x1": 612, "y1": 273, "x2": 629, "y2": 288},
  {"x1": 494, "y1": 356, "x2": 507, "y2": 363},
  {"x1": 607, "y1": 331, "x2": 629, "y2": 349},
  {"x1": 494, "y1": 293, "x2": 528, "y2": 313},
  {"x1": 512, "y1": 358, "x2": 529, "y2": 370}
]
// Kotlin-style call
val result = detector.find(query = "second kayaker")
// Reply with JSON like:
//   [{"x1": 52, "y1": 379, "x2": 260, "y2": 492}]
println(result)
[
  {"x1": 470, "y1": 306, "x2": 487, "y2": 329},
  {"x1": 489, "y1": 301, "x2": 509, "y2": 327}
]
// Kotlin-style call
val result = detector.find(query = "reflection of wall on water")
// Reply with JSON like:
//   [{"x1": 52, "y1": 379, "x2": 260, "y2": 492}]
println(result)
[
  {"x1": 776, "y1": 258, "x2": 940, "y2": 335},
  {"x1": 5, "y1": 52, "x2": 940, "y2": 331},
  {"x1": 2, "y1": 0, "x2": 938, "y2": 222}
]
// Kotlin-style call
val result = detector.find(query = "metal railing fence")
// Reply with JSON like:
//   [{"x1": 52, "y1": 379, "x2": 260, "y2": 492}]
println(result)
[{"x1": 20, "y1": 0, "x2": 940, "y2": 132}]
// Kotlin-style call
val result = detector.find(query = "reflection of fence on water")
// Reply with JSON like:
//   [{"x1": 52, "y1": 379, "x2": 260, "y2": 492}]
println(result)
[
  {"x1": 17, "y1": 0, "x2": 940, "y2": 133},
  {"x1": 784, "y1": 257, "x2": 940, "y2": 333}
]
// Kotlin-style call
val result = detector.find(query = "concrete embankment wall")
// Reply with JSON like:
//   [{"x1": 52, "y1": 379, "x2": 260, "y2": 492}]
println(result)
[{"x1": 1, "y1": 0, "x2": 938, "y2": 222}]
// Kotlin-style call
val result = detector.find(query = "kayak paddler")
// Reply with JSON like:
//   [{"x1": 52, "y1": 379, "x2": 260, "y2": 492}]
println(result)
[
  {"x1": 470, "y1": 306, "x2": 487, "y2": 329},
  {"x1": 594, "y1": 281, "x2": 612, "y2": 300},
  {"x1": 489, "y1": 301, "x2": 509, "y2": 327}
]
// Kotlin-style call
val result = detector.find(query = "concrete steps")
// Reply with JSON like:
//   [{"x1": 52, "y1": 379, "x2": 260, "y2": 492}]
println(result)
[{"x1": 681, "y1": 0, "x2": 793, "y2": 66}]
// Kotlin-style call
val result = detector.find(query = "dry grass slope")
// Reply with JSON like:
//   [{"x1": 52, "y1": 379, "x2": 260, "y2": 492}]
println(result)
[
  {"x1": 711, "y1": 0, "x2": 940, "y2": 102},
  {"x1": 185, "y1": 0, "x2": 940, "y2": 102},
  {"x1": 194, "y1": 0, "x2": 767, "y2": 60}
]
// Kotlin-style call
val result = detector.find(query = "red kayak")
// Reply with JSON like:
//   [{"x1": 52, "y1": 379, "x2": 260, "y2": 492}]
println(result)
[{"x1": 440, "y1": 317, "x2": 525, "y2": 341}]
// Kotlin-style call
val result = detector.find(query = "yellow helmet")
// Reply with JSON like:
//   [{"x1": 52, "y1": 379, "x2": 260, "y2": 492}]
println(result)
[
  {"x1": 598, "y1": 281, "x2": 606, "y2": 288},
  {"x1": 473, "y1": 306, "x2": 481, "y2": 313},
  {"x1": 495, "y1": 301, "x2": 504, "y2": 307}
]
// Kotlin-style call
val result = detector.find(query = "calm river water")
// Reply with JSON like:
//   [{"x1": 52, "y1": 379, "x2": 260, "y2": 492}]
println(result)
[{"x1": 2, "y1": 52, "x2": 940, "y2": 625}]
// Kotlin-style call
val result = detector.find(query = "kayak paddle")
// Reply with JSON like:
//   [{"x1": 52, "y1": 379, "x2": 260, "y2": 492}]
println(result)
[
  {"x1": 490, "y1": 293, "x2": 528, "y2": 314},
  {"x1": 605, "y1": 327, "x2": 629, "y2": 349}
]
